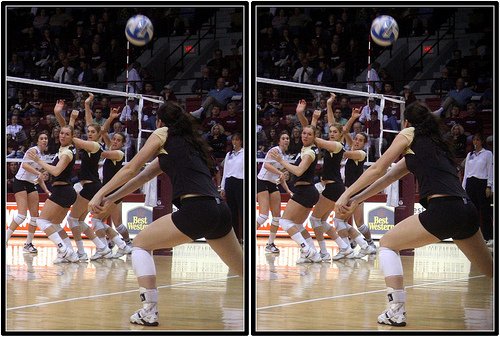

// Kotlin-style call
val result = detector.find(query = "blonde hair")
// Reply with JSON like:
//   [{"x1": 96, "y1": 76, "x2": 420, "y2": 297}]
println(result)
[{"x1": 211, "y1": 123, "x2": 225, "y2": 135}]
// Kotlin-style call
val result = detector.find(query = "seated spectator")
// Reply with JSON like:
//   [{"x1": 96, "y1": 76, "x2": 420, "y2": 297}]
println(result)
[
  {"x1": 338, "y1": 95, "x2": 352, "y2": 120},
  {"x1": 402, "y1": 85, "x2": 417, "y2": 105},
  {"x1": 445, "y1": 49, "x2": 465, "y2": 78},
  {"x1": 292, "y1": 57, "x2": 314, "y2": 83},
  {"x1": 119, "y1": 98, "x2": 142, "y2": 122},
  {"x1": 53, "y1": 58, "x2": 75, "y2": 84},
  {"x1": 438, "y1": 77, "x2": 479, "y2": 117},
  {"x1": 202, "y1": 106, "x2": 224, "y2": 133},
  {"x1": 382, "y1": 101, "x2": 401, "y2": 131},
  {"x1": 221, "y1": 102, "x2": 243, "y2": 136},
  {"x1": 313, "y1": 58, "x2": 334, "y2": 86},
  {"x1": 443, "y1": 104, "x2": 463, "y2": 131},
  {"x1": 332, "y1": 107, "x2": 348, "y2": 126},
  {"x1": 207, "y1": 48, "x2": 225, "y2": 78},
  {"x1": 261, "y1": 109, "x2": 282, "y2": 130},
  {"x1": 191, "y1": 66, "x2": 215, "y2": 95},
  {"x1": 99, "y1": 96, "x2": 111, "y2": 118},
  {"x1": 328, "y1": 42, "x2": 346, "y2": 83},
  {"x1": 461, "y1": 102, "x2": 483, "y2": 141},
  {"x1": 6, "y1": 115, "x2": 24, "y2": 140},
  {"x1": 382, "y1": 82, "x2": 397, "y2": 96},
  {"x1": 431, "y1": 67, "x2": 454, "y2": 96},
  {"x1": 364, "y1": 110, "x2": 387, "y2": 161},
  {"x1": 263, "y1": 87, "x2": 283, "y2": 116},
  {"x1": 7, "y1": 53, "x2": 25, "y2": 76},
  {"x1": 93, "y1": 108, "x2": 106, "y2": 126},
  {"x1": 47, "y1": 125, "x2": 61, "y2": 154},
  {"x1": 190, "y1": 77, "x2": 240, "y2": 119},
  {"x1": 288, "y1": 126, "x2": 303, "y2": 156},
  {"x1": 7, "y1": 162, "x2": 20, "y2": 193},
  {"x1": 449, "y1": 123, "x2": 467, "y2": 158},
  {"x1": 90, "y1": 42, "x2": 107, "y2": 84},
  {"x1": 160, "y1": 84, "x2": 177, "y2": 102},
  {"x1": 265, "y1": 127, "x2": 280, "y2": 149},
  {"x1": 143, "y1": 82, "x2": 159, "y2": 97},
  {"x1": 207, "y1": 124, "x2": 228, "y2": 159},
  {"x1": 256, "y1": 124, "x2": 268, "y2": 148},
  {"x1": 359, "y1": 98, "x2": 381, "y2": 124}
]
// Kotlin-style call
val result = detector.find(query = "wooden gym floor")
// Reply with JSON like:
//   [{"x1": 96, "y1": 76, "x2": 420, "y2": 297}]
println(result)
[
  {"x1": 255, "y1": 237, "x2": 495, "y2": 332},
  {"x1": 5, "y1": 237, "x2": 244, "y2": 332}
]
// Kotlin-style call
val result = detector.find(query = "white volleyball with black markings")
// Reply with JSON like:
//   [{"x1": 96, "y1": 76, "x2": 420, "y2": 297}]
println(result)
[
  {"x1": 125, "y1": 15, "x2": 154, "y2": 46},
  {"x1": 370, "y1": 15, "x2": 399, "y2": 47}
]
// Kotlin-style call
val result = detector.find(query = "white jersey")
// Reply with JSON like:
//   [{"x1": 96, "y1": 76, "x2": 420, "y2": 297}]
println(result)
[
  {"x1": 257, "y1": 146, "x2": 285, "y2": 183},
  {"x1": 15, "y1": 146, "x2": 44, "y2": 184}
]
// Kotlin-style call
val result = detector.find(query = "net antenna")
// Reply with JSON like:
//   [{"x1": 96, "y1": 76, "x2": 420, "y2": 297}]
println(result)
[
  {"x1": 7, "y1": 76, "x2": 164, "y2": 158},
  {"x1": 256, "y1": 77, "x2": 406, "y2": 163}
]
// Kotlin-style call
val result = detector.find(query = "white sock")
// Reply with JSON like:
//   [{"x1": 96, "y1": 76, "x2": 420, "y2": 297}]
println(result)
[
  {"x1": 6, "y1": 228, "x2": 14, "y2": 242},
  {"x1": 112, "y1": 235, "x2": 126, "y2": 249},
  {"x1": 354, "y1": 234, "x2": 368, "y2": 249},
  {"x1": 48, "y1": 232, "x2": 64, "y2": 249},
  {"x1": 305, "y1": 237, "x2": 315, "y2": 249},
  {"x1": 267, "y1": 227, "x2": 278, "y2": 244},
  {"x1": 63, "y1": 237, "x2": 74, "y2": 252},
  {"x1": 75, "y1": 239, "x2": 85, "y2": 254},
  {"x1": 92, "y1": 237, "x2": 106, "y2": 249},
  {"x1": 26, "y1": 230, "x2": 35, "y2": 244},
  {"x1": 318, "y1": 239, "x2": 328, "y2": 254},
  {"x1": 290, "y1": 232, "x2": 307, "y2": 249},
  {"x1": 335, "y1": 237, "x2": 349, "y2": 250},
  {"x1": 139, "y1": 287, "x2": 158, "y2": 309},
  {"x1": 100, "y1": 237, "x2": 108, "y2": 246},
  {"x1": 116, "y1": 224, "x2": 128, "y2": 237},
  {"x1": 342, "y1": 237, "x2": 350, "y2": 246}
]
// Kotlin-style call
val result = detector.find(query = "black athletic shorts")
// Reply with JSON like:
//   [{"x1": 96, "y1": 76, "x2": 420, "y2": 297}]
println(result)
[
  {"x1": 12, "y1": 177, "x2": 37, "y2": 194},
  {"x1": 79, "y1": 181, "x2": 102, "y2": 201},
  {"x1": 257, "y1": 178, "x2": 279, "y2": 194},
  {"x1": 172, "y1": 196, "x2": 232, "y2": 240},
  {"x1": 49, "y1": 184, "x2": 77, "y2": 208},
  {"x1": 291, "y1": 185, "x2": 319, "y2": 208},
  {"x1": 419, "y1": 196, "x2": 480, "y2": 240},
  {"x1": 322, "y1": 181, "x2": 345, "y2": 202}
]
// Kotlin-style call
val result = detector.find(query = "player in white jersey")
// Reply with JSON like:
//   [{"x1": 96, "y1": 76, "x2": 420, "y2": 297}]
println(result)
[
  {"x1": 6, "y1": 131, "x2": 51, "y2": 253},
  {"x1": 256, "y1": 131, "x2": 293, "y2": 253}
]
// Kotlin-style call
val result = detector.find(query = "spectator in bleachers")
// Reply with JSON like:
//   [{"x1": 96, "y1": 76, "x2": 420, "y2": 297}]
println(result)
[
  {"x1": 338, "y1": 95, "x2": 352, "y2": 120},
  {"x1": 8, "y1": 53, "x2": 25, "y2": 77},
  {"x1": 344, "y1": 38, "x2": 363, "y2": 82},
  {"x1": 271, "y1": 8, "x2": 289, "y2": 33},
  {"x1": 292, "y1": 57, "x2": 314, "y2": 83},
  {"x1": 98, "y1": 96, "x2": 111, "y2": 118},
  {"x1": 263, "y1": 87, "x2": 283, "y2": 116},
  {"x1": 160, "y1": 84, "x2": 178, "y2": 102},
  {"x1": 305, "y1": 37, "x2": 320, "y2": 69},
  {"x1": 449, "y1": 123, "x2": 467, "y2": 159},
  {"x1": 76, "y1": 60, "x2": 94, "y2": 86},
  {"x1": 47, "y1": 125, "x2": 61, "y2": 155},
  {"x1": 402, "y1": 85, "x2": 417, "y2": 105},
  {"x1": 367, "y1": 61, "x2": 382, "y2": 94},
  {"x1": 446, "y1": 49, "x2": 465, "y2": 78},
  {"x1": 287, "y1": 7, "x2": 311, "y2": 36},
  {"x1": 438, "y1": 77, "x2": 479, "y2": 117},
  {"x1": 190, "y1": 77, "x2": 240, "y2": 119},
  {"x1": 207, "y1": 124, "x2": 228, "y2": 159},
  {"x1": 443, "y1": 104, "x2": 463, "y2": 131},
  {"x1": 222, "y1": 102, "x2": 243, "y2": 136},
  {"x1": 90, "y1": 42, "x2": 107, "y2": 85},
  {"x1": 11, "y1": 91, "x2": 30, "y2": 117},
  {"x1": 461, "y1": 102, "x2": 483, "y2": 141},
  {"x1": 7, "y1": 115, "x2": 24, "y2": 140},
  {"x1": 431, "y1": 67, "x2": 454, "y2": 96},
  {"x1": 288, "y1": 126, "x2": 303, "y2": 156},
  {"x1": 202, "y1": 106, "x2": 224, "y2": 132},
  {"x1": 92, "y1": 108, "x2": 106, "y2": 126},
  {"x1": 332, "y1": 106, "x2": 348, "y2": 126},
  {"x1": 313, "y1": 58, "x2": 335, "y2": 87},
  {"x1": 7, "y1": 162, "x2": 20, "y2": 193},
  {"x1": 328, "y1": 42, "x2": 346, "y2": 83},
  {"x1": 224, "y1": 47, "x2": 243, "y2": 86},
  {"x1": 53, "y1": 58, "x2": 75, "y2": 84},
  {"x1": 119, "y1": 98, "x2": 142, "y2": 123},
  {"x1": 191, "y1": 66, "x2": 215, "y2": 96},
  {"x1": 32, "y1": 8, "x2": 50, "y2": 31},
  {"x1": 207, "y1": 48, "x2": 225, "y2": 78},
  {"x1": 358, "y1": 98, "x2": 380, "y2": 124},
  {"x1": 364, "y1": 110, "x2": 386, "y2": 161},
  {"x1": 261, "y1": 109, "x2": 281, "y2": 131},
  {"x1": 264, "y1": 127, "x2": 280, "y2": 149},
  {"x1": 221, "y1": 67, "x2": 240, "y2": 91}
]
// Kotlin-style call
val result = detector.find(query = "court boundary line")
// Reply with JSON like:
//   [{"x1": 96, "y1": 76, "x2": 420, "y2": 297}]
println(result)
[
  {"x1": 7, "y1": 275, "x2": 239, "y2": 311},
  {"x1": 256, "y1": 275, "x2": 487, "y2": 311}
]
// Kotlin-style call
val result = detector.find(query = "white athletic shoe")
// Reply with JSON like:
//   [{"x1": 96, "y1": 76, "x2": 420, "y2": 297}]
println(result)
[
  {"x1": 23, "y1": 243, "x2": 38, "y2": 254},
  {"x1": 130, "y1": 305, "x2": 159, "y2": 326},
  {"x1": 55, "y1": 246, "x2": 79, "y2": 263},
  {"x1": 114, "y1": 244, "x2": 133, "y2": 258},
  {"x1": 296, "y1": 249, "x2": 312, "y2": 264},
  {"x1": 377, "y1": 303, "x2": 407, "y2": 327},
  {"x1": 265, "y1": 243, "x2": 280, "y2": 254},
  {"x1": 368, "y1": 241, "x2": 377, "y2": 253},
  {"x1": 320, "y1": 252, "x2": 331, "y2": 262},
  {"x1": 78, "y1": 252, "x2": 88, "y2": 262},
  {"x1": 301, "y1": 246, "x2": 322, "y2": 263},
  {"x1": 356, "y1": 244, "x2": 377, "y2": 258},
  {"x1": 332, "y1": 247, "x2": 356, "y2": 260},
  {"x1": 90, "y1": 246, "x2": 113, "y2": 260}
]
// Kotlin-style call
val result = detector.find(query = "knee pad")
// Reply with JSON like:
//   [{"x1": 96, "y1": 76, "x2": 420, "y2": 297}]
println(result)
[
  {"x1": 66, "y1": 216, "x2": 80, "y2": 229},
  {"x1": 131, "y1": 247, "x2": 156, "y2": 278},
  {"x1": 321, "y1": 220, "x2": 333, "y2": 232},
  {"x1": 256, "y1": 214, "x2": 268, "y2": 226},
  {"x1": 279, "y1": 218, "x2": 295, "y2": 231},
  {"x1": 29, "y1": 216, "x2": 38, "y2": 227},
  {"x1": 13, "y1": 214, "x2": 27, "y2": 225},
  {"x1": 333, "y1": 218, "x2": 348, "y2": 231},
  {"x1": 358, "y1": 224, "x2": 369, "y2": 234},
  {"x1": 378, "y1": 247, "x2": 403, "y2": 277},
  {"x1": 79, "y1": 220, "x2": 90, "y2": 231},
  {"x1": 271, "y1": 217, "x2": 280, "y2": 227},
  {"x1": 309, "y1": 216, "x2": 322, "y2": 229},
  {"x1": 36, "y1": 218, "x2": 52, "y2": 231},
  {"x1": 91, "y1": 218, "x2": 106, "y2": 231}
]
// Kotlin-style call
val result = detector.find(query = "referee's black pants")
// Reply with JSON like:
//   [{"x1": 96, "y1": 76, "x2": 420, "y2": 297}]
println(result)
[
  {"x1": 465, "y1": 176, "x2": 493, "y2": 240},
  {"x1": 225, "y1": 176, "x2": 244, "y2": 243}
]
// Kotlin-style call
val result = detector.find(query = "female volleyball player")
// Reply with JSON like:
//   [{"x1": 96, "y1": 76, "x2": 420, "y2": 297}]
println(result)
[
  {"x1": 88, "y1": 101, "x2": 243, "y2": 326},
  {"x1": 27, "y1": 123, "x2": 79, "y2": 263},
  {"x1": 256, "y1": 130, "x2": 293, "y2": 254},
  {"x1": 54, "y1": 96, "x2": 114, "y2": 261},
  {"x1": 335, "y1": 101, "x2": 493, "y2": 327},
  {"x1": 90, "y1": 107, "x2": 133, "y2": 258},
  {"x1": 268, "y1": 105, "x2": 322, "y2": 264},
  {"x1": 6, "y1": 131, "x2": 51, "y2": 253}
]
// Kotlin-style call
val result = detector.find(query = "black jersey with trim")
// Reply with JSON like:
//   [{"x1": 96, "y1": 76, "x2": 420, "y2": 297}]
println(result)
[
  {"x1": 102, "y1": 151, "x2": 124, "y2": 185},
  {"x1": 321, "y1": 147, "x2": 344, "y2": 182},
  {"x1": 403, "y1": 128, "x2": 467, "y2": 208},
  {"x1": 293, "y1": 145, "x2": 319, "y2": 184},
  {"x1": 344, "y1": 154, "x2": 366, "y2": 187},
  {"x1": 51, "y1": 145, "x2": 76, "y2": 184},
  {"x1": 78, "y1": 142, "x2": 103, "y2": 182},
  {"x1": 158, "y1": 134, "x2": 220, "y2": 205}
]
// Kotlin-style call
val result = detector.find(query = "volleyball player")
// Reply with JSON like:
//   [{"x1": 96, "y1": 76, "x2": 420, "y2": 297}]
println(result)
[
  {"x1": 54, "y1": 96, "x2": 113, "y2": 261},
  {"x1": 335, "y1": 101, "x2": 493, "y2": 326},
  {"x1": 91, "y1": 107, "x2": 133, "y2": 258},
  {"x1": 339, "y1": 109, "x2": 376, "y2": 252},
  {"x1": 88, "y1": 101, "x2": 243, "y2": 326},
  {"x1": 6, "y1": 131, "x2": 51, "y2": 253},
  {"x1": 256, "y1": 130, "x2": 293, "y2": 254},
  {"x1": 26, "y1": 123, "x2": 79, "y2": 263},
  {"x1": 268, "y1": 104, "x2": 322, "y2": 264}
]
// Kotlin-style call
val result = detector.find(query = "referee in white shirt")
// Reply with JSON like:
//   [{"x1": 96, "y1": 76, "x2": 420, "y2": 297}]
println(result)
[
  {"x1": 462, "y1": 133, "x2": 494, "y2": 242},
  {"x1": 221, "y1": 133, "x2": 244, "y2": 243}
]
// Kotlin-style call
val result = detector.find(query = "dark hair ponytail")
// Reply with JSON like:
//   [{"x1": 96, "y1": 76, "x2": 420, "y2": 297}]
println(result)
[
  {"x1": 157, "y1": 101, "x2": 214, "y2": 169},
  {"x1": 404, "y1": 101, "x2": 454, "y2": 159}
]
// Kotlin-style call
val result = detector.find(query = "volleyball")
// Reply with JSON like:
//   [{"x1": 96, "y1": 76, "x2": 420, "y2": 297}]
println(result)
[
  {"x1": 125, "y1": 15, "x2": 154, "y2": 46},
  {"x1": 370, "y1": 15, "x2": 399, "y2": 47}
]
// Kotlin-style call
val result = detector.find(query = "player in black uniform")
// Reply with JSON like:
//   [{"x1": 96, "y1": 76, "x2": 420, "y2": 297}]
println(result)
[
  {"x1": 336, "y1": 101, "x2": 493, "y2": 327},
  {"x1": 54, "y1": 96, "x2": 113, "y2": 261},
  {"x1": 268, "y1": 107, "x2": 322, "y2": 264},
  {"x1": 88, "y1": 101, "x2": 243, "y2": 326},
  {"x1": 27, "y1": 122, "x2": 79, "y2": 263}
]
